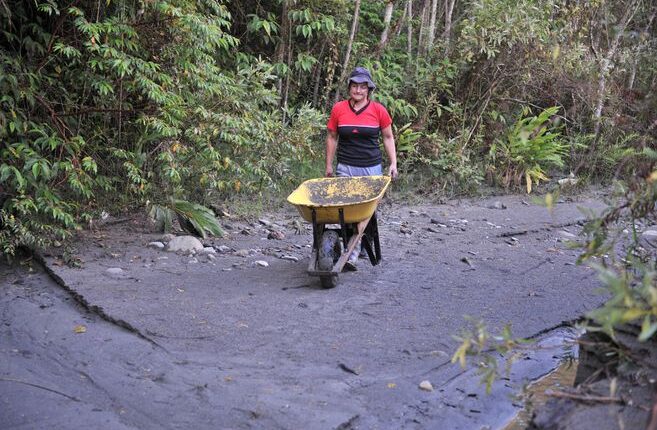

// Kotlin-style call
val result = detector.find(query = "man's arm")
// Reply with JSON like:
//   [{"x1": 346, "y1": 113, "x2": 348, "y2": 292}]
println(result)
[
  {"x1": 381, "y1": 125, "x2": 398, "y2": 179},
  {"x1": 325, "y1": 129, "x2": 338, "y2": 177}
]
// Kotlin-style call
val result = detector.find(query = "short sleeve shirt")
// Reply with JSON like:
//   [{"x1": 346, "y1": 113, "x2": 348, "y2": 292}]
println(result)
[{"x1": 327, "y1": 100, "x2": 392, "y2": 168}]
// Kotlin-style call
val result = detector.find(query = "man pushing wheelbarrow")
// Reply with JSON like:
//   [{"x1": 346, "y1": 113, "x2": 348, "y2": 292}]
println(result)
[{"x1": 287, "y1": 67, "x2": 398, "y2": 288}]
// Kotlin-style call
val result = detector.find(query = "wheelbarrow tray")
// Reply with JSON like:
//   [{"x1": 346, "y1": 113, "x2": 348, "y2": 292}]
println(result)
[{"x1": 286, "y1": 176, "x2": 391, "y2": 224}]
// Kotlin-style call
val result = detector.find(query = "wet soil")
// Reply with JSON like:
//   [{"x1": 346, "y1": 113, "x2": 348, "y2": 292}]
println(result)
[{"x1": 1, "y1": 191, "x2": 620, "y2": 429}]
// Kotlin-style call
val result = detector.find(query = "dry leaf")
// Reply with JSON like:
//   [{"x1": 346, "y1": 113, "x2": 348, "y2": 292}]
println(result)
[{"x1": 74, "y1": 325, "x2": 87, "y2": 334}]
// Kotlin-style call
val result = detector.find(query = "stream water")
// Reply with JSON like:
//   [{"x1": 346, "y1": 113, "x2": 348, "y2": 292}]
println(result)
[{"x1": 503, "y1": 359, "x2": 579, "y2": 429}]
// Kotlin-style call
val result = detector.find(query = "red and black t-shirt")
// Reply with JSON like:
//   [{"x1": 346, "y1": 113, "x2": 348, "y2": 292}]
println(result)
[{"x1": 327, "y1": 100, "x2": 392, "y2": 167}]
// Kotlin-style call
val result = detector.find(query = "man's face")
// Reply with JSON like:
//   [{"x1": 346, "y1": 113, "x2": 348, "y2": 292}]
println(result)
[{"x1": 349, "y1": 82, "x2": 369, "y2": 102}]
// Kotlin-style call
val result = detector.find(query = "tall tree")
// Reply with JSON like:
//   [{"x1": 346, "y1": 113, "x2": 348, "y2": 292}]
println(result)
[
  {"x1": 377, "y1": 0, "x2": 395, "y2": 56},
  {"x1": 443, "y1": 0, "x2": 456, "y2": 53},
  {"x1": 395, "y1": 0, "x2": 408, "y2": 37},
  {"x1": 275, "y1": 0, "x2": 290, "y2": 99},
  {"x1": 406, "y1": 0, "x2": 413, "y2": 59},
  {"x1": 427, "y1": 0, "x2": 439, "y2": 52},
  {"x1": 589, "y1": 0, "x2": 642, "y2": 155},
  {"x1": 418, "y1": 0, "x2": 429, "y2": 56},
  {"x1": 334, "y1": 0, "x2": 361, "y2": 102}
]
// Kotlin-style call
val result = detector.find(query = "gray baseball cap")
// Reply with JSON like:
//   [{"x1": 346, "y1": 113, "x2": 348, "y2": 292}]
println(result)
[{"x1": 348, "y1": 67, "x2": 376, "y2": 90}]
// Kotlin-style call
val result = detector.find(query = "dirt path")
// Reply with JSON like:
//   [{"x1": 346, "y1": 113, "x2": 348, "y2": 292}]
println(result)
[{"x1": 1, "y1": 192, "x2": 610, "y2": 429}]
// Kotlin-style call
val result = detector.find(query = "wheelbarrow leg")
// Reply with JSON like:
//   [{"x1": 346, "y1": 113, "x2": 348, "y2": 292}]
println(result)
[
  {"x1": 331, "y1": 217, "x2": 370, "y2": 274},
  {"x1": 362, "y1": 212, "x2": 382, "y2": 266}
]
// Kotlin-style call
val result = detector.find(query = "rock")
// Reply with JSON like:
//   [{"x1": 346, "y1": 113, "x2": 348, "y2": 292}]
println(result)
[
  {"x1": 419, "y1": 380, "x2": 434, "y2": 391},
  {"x1": 255, "y1": 260, "x2": 269, "y2": 267},
  {"x1": 267, "y1": 230, "x2": 285, "y2": 240},
  {"x1": 430, "y1": 218, "x2": 447, "y2": 227},
  {"x1": 105, "y1": 267, "x2": 127, "y2": 278},
  {"x1": 147, "y1": 241, "x2": 165, "y2": 250},
  {"x1": 258, "y1": 218, "x2": 272, "y2": 227},
  {"x1": 210, "y1": 204, "x2": 231, "y2": 218},
  {"x1": 640, "y1": 229, "x2": 657, "y2": 248},
  {"x1": 460, "y1": 257, "x2": 474, "y2": 268},
  {"x1": 216, "y1": 245, "x2": 232, "y2": 253},
  {"x1": 558, "y1": 231, "x2": 577, "y2": 240},
  {"x1": 188, "y1": 258, "x2": 199, "y2": 264},
  {"x1": 488, "y1": 201, "x2": 507, "y2": 210},
  {"x1": 427, "y1": 227, "x2": 442, "y2": 233},
  {"x1": 206, "y1": 254, "x2": 216, "y2": 261},
  {"x1": 235, "y1": 249, "x2": 250, "y2": 257},
  {"x1": 199, "y1": 246, "x2": 216, "y2": 255},
  {"x1": 161, "y1": 234, "x2": 176, "y2": 243},
  {"x1": 280, "y1": 255, "x2": 299, "y2": 262},
  {"x1": 166, "y1": 236, "x2": 204, "y2": 253},
  {"x1": 558, "y1": 173, "x2": 579, "y2": 187}
]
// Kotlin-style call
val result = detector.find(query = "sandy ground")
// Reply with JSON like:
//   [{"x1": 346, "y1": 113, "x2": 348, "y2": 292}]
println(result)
[{"x1": 1, "y1": 192, "x2": 614, "y2": 429}]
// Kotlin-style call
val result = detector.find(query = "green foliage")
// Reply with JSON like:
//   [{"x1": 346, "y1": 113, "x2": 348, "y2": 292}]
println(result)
[
  {"x1": 575, "y1": 168, "x2": 657, "y2": 344},
  {"x1": 458, "y1": 0, "x2": 554, "y2": 61},
  {"x1": 451, "y1": 318, "x2": 531, "y2": 394},
  {"x1": 489, "y1": 107, "x2": 567, "y2": 193},
  {"x1": 2, "y1": 0, "x2": 655, "y2": 258},
  {"x1": 587, "y1": 262, "x2": 657, "y2": 342},
  {"x1": 0, "y1": 1, "x2": 327, "y2": 256},
  {"x1": 149, "y1": 199, "x2": 223, "y2": 239},
  {"x1": 583, "y1": 133, "x2": 645, "y2": 180},
  {"x1": 247, "y1": 12, "x2": 280, "y2": 43},
  {"x1": 172, "y1": 199, "x2": 223, "y2": 239}
]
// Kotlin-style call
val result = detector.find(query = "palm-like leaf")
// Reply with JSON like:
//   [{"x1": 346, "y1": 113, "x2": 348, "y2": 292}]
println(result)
[
  {"x1": 172, "y1": 199, "x2": 224, "y2": 239},
  {"x1": 149, "y1": 204, "x2": 173, "y2": 232}
]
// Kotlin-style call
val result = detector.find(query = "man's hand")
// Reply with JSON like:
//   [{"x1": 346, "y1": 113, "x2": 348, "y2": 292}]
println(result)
[
  {"x1": 325, "y1": 130, "x2": 338, "y2": 178},
  {"x1": 388, "y1": 164, "x2": 398, "y2": 180}
]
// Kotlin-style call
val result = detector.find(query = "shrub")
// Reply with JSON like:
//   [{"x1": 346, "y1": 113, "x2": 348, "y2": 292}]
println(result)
[{"x1": 489, "y1": 106, "x2": 567, "y2": 193}]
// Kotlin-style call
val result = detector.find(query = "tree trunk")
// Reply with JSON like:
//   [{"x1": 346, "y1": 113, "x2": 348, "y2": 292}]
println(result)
[
  {"x1": 323, "y1": 42, "x2": 339, "y2": 110},
  {"x1": 417, "y1": 0, "x2": 428, "y2": 56},
  {"x1": 275, "y1": 0, "x2": 290, "y2": 99},
  {"x1": 627, "y1": 58, "x2": 637, "y2": 90},
  {"x1": 574, "y1": 0, "x2": 641, "y2": 174},
  {"x1": 628, "y1": 10, "x2": 656, "y2": 90},
  {"x1": 406, "y1": 0, "x2": 413, "y2": 59},
  {"x1": 443, "y1": 0, "x2": 456, "y2": 53},
  {"x1": 591, "y1": 1, "x2": 640, "y2": 147},
  {"x1": 427, "y1": 0, "x2": 438, "y2": 52},
  {"x1": 282, "y1": 27, "x2": 293, "y2": 123},
  {"x1": 377, "y1": 1, "x2": 395, "y2": 55},
  {"x1": 395, "y1": 1, "x2": 407, "y2": 37},
  {"x1": 312, "y1": 43, "x2": 327, "y2": 107},
  {"x1": 334, "y1": 0, "x2": 361, "y2": 103}
]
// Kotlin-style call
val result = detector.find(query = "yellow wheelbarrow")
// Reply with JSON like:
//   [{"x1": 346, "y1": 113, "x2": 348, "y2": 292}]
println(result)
[{"x1": 287, "y1": 176, "x2": 391, "y2": 288}]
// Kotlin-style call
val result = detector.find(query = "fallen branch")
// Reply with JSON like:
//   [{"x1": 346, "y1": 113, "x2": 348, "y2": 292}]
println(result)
[
  {"x1": 545, "y1": 389, "x2": 623, "y2": 404},
  {"x1": 0, "y1": 377, "x2": 80, "y2": 402}
]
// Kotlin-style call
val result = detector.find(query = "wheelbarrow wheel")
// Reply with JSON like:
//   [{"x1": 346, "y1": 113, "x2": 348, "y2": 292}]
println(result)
[
  {"x1": 320, "y1": 275, "x2": 337, "y2": 289},
  {"x1": 317, "y1": 230, "x2": 340, "y2": 288}
]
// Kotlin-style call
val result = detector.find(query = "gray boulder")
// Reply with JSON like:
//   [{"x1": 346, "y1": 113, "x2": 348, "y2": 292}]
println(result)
[{"x1": 166, "y1": 235, "x2": 204, "y2": 253}]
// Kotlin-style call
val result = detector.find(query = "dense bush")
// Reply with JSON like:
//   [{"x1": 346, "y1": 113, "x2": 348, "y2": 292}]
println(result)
[
  {"x1": 0, "y1": 0, "x2": 324, "y2": 254},
  {"x1": 1, "y1": 0, "x2": 656, "y2": 256}
]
